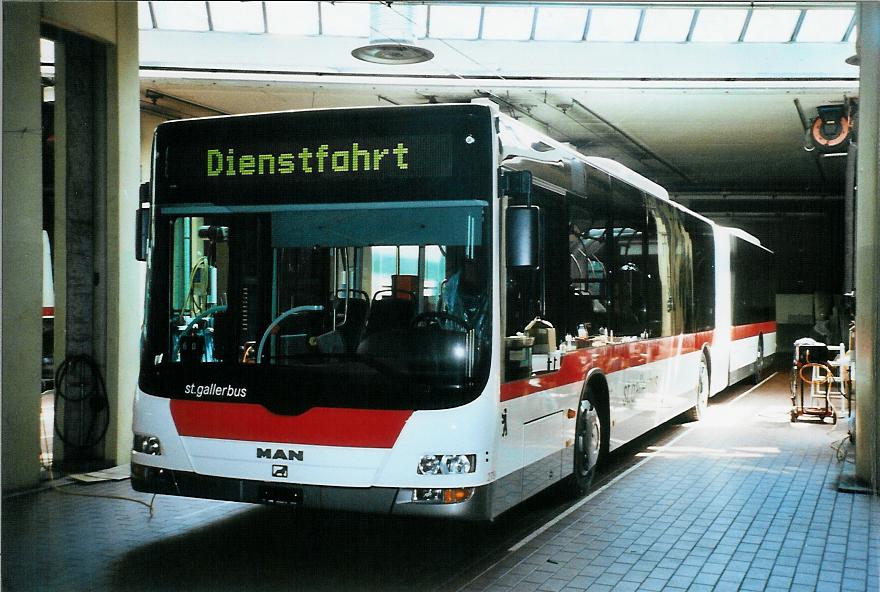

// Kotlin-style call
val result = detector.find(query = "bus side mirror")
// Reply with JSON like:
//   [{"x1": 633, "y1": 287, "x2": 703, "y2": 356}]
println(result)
[
  {"x1": 506, "y1": 205, "x2": 541, "y2": 270},
  {"x1": 135, "y1": 182, "x2": 150, "y2": 262}
]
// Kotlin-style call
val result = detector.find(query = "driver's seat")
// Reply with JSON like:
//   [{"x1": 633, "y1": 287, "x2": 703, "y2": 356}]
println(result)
[{"x1": 335, "y1": 297, "x2": 369, "y2": 352}]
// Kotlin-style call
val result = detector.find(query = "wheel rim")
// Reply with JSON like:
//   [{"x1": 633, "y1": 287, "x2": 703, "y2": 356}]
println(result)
[{"x1": 578, "y1": 399, "x2": 601, "y2": 474}]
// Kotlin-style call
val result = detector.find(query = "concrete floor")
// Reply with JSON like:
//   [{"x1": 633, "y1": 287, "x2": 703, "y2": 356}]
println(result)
[{"x1": 3, "y1": 371, "x2": 878, "y2": 592}]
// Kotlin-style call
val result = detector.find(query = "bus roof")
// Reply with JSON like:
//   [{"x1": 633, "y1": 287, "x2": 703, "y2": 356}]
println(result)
[{"x1": 486, "y1": 101, "x2": 719, "y2": 229}]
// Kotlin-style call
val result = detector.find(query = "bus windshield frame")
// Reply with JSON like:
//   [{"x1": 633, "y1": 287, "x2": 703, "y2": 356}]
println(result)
[{"x1": 139, "y1": 105, "x2": 496, "y2": 413}]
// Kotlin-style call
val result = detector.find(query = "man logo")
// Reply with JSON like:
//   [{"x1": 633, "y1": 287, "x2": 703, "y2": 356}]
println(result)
[
  {"x1": 257, "y1": 448, "x2": 304, "y2": 461},
  {"x1": 272, "y1": 465, "x2": 288, "y2": 478}
]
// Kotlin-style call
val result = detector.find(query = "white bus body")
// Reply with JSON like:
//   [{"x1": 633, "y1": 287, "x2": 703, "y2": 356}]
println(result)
[{"x1": 132, "y1": 103, "x2": 774, "y2": 519}]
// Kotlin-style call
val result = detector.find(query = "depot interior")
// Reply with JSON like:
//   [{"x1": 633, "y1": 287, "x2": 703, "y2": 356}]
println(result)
[{"x1": 2, "y1": 1, "x2": 879, "y2": 494}]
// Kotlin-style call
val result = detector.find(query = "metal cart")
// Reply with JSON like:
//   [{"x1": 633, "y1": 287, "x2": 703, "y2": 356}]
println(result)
[{"x1": 790, "y1": 340, "x2": 837, "y2": 424}]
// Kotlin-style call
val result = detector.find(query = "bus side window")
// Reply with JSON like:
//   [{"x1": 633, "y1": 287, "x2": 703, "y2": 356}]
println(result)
[
  {"x1": 609, "y1": 181, "x2": 648, "y2": 337},
  {"x1": 647, "y1": 201, "x2": 693, "y2": 337},
  {"x1": 568, "y1": 201, "x2": 609, "y2": 336},
  {"x1": 685, "y1": 217, "x2": 715, "y2": 333}
]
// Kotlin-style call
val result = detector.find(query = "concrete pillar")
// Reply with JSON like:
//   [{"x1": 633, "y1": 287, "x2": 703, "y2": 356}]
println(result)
[
  {"x1": 105, "y1": 1, "x2": 141, "y2": 466},
  {"x1": 2, "y1": 2, "x2": 44, "y2": 491},
  {"x1": 58, "y1": 31, "x2": 107, "y2": 468},
  {"x1": 855, "y1": 2, "x2": 880, "y2": 491}
]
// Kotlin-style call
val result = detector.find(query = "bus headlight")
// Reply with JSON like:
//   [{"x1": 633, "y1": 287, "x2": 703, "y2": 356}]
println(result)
[
  {"x1": 417, "y1": 454, "x2": 475, "y2": 475},
  {"x1": 133, "y1": 434, "x2": 162, "y2": 455}
]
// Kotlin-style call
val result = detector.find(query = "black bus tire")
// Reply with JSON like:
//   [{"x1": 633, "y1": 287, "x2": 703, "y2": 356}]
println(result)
[
  {"x1": 752, "y1": 337, "x2": 766, "y2": 384},
  {"x1": 566, "y1": 389, "x2": 603, "y2": 497}
]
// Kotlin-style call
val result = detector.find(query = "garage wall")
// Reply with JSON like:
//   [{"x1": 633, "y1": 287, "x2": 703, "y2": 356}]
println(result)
[
  {"x1": 1, "y1": 1, "x2": 140, "y2": 492},
  {"x1": 2, "y1": 2, "x2": 45, "y2": 492}
]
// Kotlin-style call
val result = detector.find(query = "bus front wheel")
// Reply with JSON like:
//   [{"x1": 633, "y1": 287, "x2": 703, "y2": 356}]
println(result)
[{"x1": 567, "y1": 390, "x2": 602, "y2": 497}]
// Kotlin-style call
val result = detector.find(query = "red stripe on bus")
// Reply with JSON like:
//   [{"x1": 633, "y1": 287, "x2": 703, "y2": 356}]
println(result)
[
  {"x1": 500, "y1": 330, "x2": 714, "y2": 402},
  {"x1": 170, "y1": 400, "x2": 412, "y2": 448},
  {"x1": 731, "y1": 321, "x2": 776, "y2": 341}
]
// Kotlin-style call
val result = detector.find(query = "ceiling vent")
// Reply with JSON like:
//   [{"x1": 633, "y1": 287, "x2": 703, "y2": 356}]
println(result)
[{"x1": 351, "y1": 4, "x2": 433, "y2": 65}]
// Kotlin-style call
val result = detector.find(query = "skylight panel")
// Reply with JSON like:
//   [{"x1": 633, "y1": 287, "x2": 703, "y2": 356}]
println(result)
[
  {"x1": 138, "y1": 1, "x2": 154, "y2": 30},
  {"x1": 691, "y1": 9, "x2": 748, "y2": 42},
  {"x1": 266, "y1": 1, "x2": 319, "y2": 36},
  {"x1": 396, "y1": 5, "x2": 428, "y2": 39},
  {"x1": 743, "y1": 9, "x2": 801, "y2": 42},
  {"x1": 639, "y1": 9, "x2": 693, "y2": 42},
  {"x1": 482, "y1": 6, "x2": 534, "y2": 41},
  {"x1": 533, "y1": 6, "x2": 588, "y2": 41},
  {"x1": 429, "y1": 5, "x2": 482, "y2": 40},
  {"x1": 40, "y1": 38, "x2": 55, "y2": 64},
  {"x1": 586, "y1": 8, "x2": 641, "y2": 42},
  {"x1": 209, "y1": 1, "x2": 264, "y2": 34},
  {"x1": 152, "y1": 1, "x2": 209, "y2": 32},
  {"x1": 321, "y1": 2, "x2": 369, "y2": 37},
  {"x1": 796, "y1": 9, "x2": 854, "y2": 42}
]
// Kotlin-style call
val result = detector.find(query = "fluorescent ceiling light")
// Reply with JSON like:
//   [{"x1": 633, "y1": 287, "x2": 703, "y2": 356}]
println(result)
[
  {"x1": 429, "y1": 5, "x2": 482, "y2": 40},
  {"x1": 482, "y1": 6, "x2": 534, "y2": 41},
  {"x1": 138, "y1": 1, "x2": 153, "y2": 30},
  {"x1": 266, "y1": 1, "x2": 319, "y2": 35},
  {"x1": 533, "y1": 6, "x2": 588, "y2": 41},
  {"x1": 352, "y1": 4, "x2": 433, "y2": 64},
  {"x1": 152, "y1": 1, "x2": 209, "y2": 32},
  {"x1": 796, "y1": 9, "x2": 854, "y2": 42},
  {"x1": 586, "y1": 8, "x2": 641, "y2": 42},
  {"x1": 639, "y1": 9, "x2": 694, "y2": 42},
  {"x1": 321, "y1": 2, "x2": 369, "y2": 37},
  {"x1": 691, "y1": 9, "x2": 748, "y2": 42},
  {"x1": 743, "y1": 9, "x2": 801, "y2": 42},
  {"x1": 209, "y1": 1, "x2": 264, "y2": 34}
]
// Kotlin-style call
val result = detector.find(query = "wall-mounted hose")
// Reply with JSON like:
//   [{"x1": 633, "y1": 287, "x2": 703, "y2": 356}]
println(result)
[{"x1": 53, "y1": 354, "x2": 109, "y2": 451}]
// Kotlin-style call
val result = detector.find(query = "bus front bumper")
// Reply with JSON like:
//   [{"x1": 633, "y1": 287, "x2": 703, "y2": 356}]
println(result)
[{"x1": 131, "y1": 462, "x2": 493, "y2": 520}]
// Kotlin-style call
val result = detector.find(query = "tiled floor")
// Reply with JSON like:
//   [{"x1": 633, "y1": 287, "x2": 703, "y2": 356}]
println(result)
[
  {"x1": 461, "y1": 372, "x2": 879, "y2": 592},
  {"x1": 2, "y1": 371, "x2": 878, "y2": 592}
]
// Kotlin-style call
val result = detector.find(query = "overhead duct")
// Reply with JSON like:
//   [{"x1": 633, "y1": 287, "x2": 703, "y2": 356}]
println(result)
[{"x1": 352, "y1": 4, "x2": 433, "y2": 65}]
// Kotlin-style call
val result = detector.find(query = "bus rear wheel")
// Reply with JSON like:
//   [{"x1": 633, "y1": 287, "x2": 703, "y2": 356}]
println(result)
[
  {"x1": 567, "y1": 390, "x2": 602, "y2": 497},
  {"x1": 752, "y1": 337, "x2": 766, "y2": 384},
  {"x1": 683, "y1": 355, "x2": 710, "y2": 422}
]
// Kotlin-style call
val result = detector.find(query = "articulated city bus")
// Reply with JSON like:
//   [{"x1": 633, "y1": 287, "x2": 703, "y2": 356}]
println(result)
[{"x1": 131, "y1": 102, "x2": 774, "y2": 519}]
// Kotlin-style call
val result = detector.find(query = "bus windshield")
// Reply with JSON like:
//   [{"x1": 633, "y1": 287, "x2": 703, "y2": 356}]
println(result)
[{"x1": 142, "y1": 201, "x2": 492, "y2": 410}]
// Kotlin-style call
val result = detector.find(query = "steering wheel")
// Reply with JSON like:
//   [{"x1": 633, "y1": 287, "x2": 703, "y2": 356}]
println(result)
[
  {"x1": 411, "y1": 311, "x2": 470, "y2": 332},
  {"x1": 256, "y1": 305, "x2": 324, "y2": 363}
]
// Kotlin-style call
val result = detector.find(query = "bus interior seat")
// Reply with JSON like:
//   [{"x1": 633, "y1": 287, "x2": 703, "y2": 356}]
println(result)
[{"x1": 363, "y1": 289, "x2": 416, "y2": 337}]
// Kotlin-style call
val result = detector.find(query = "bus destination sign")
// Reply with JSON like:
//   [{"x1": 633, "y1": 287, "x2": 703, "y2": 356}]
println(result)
[{"x1": 154, "y1": 104, "x2": 494, "y2": 206}]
